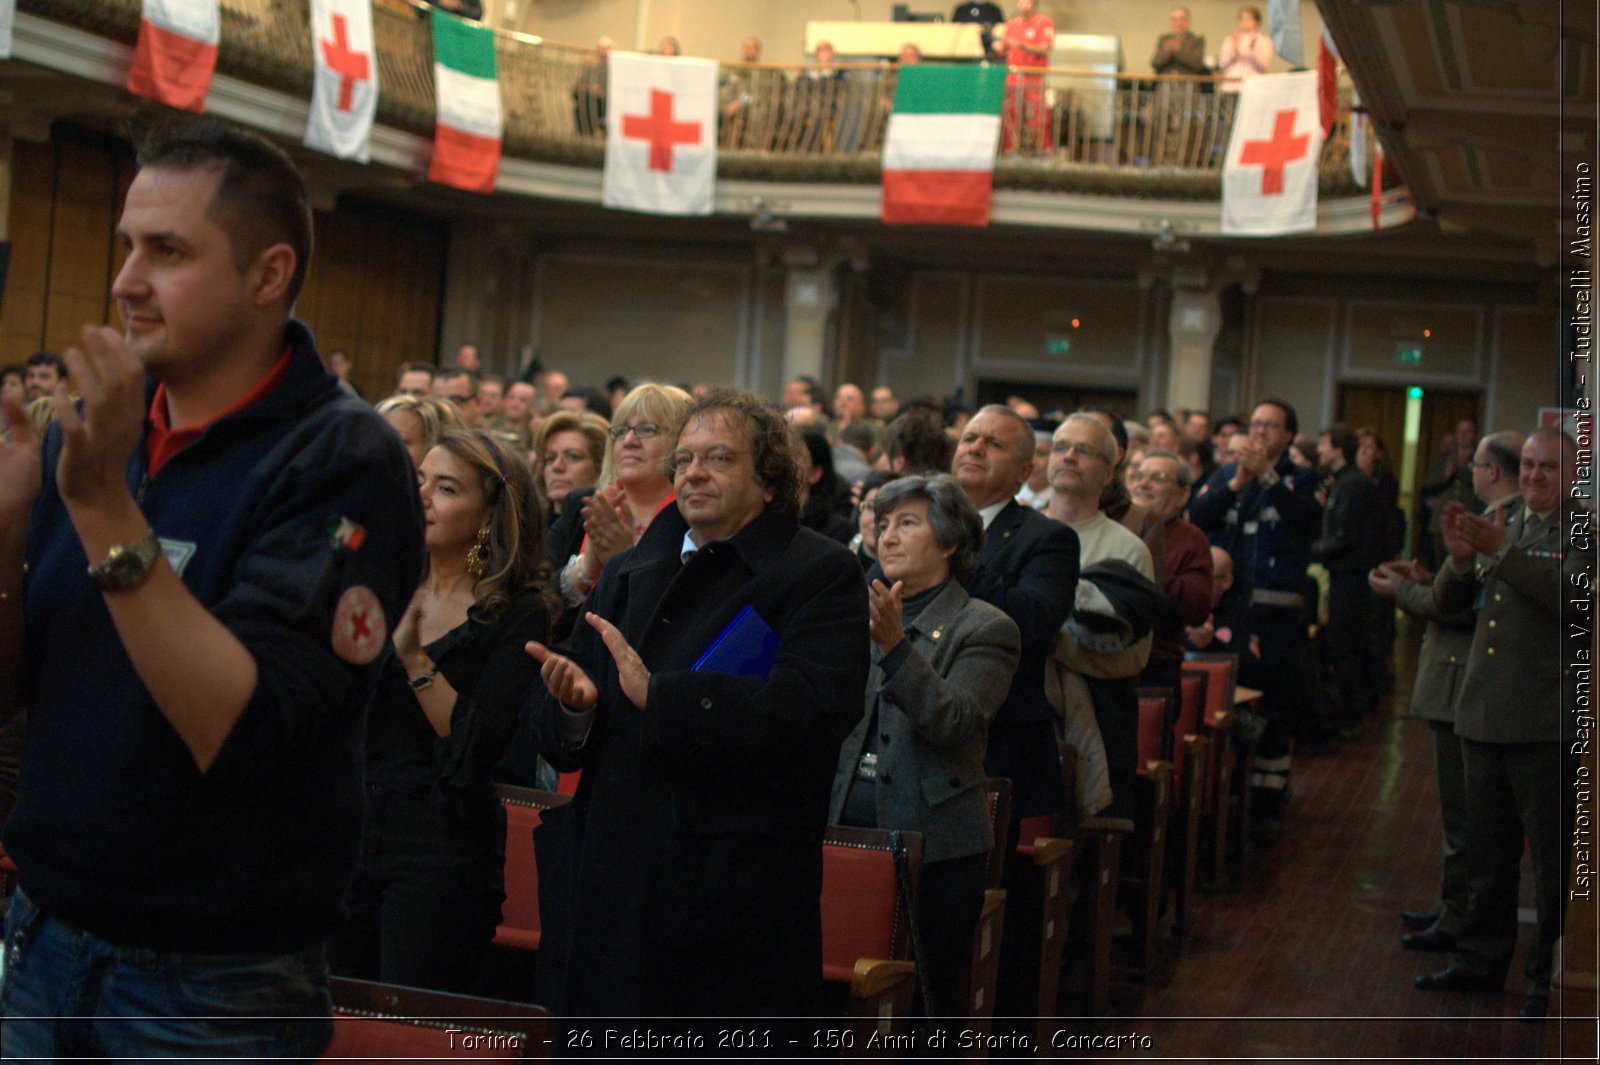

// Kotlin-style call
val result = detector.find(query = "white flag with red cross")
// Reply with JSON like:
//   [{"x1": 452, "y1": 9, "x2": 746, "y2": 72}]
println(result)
[
  {"x1": 305, "y1": 0, "x2": 378, "y2": 162},
  {"x1": 602, "y1": 51, "x2": 717, "y2": 216},
  {"x1": 1221, "y1": 71, "x2": 1322, "y2": 236}
]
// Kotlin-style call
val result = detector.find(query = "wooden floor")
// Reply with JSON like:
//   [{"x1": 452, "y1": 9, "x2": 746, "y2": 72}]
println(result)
[{"x1": 1099, "y1": 618, "x2": 1548, "y2": 1061}]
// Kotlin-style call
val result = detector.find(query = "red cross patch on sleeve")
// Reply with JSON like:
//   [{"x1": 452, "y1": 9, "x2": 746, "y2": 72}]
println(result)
[{"x1": 331, "y1": 585, "x2": 386, "y2": 665}]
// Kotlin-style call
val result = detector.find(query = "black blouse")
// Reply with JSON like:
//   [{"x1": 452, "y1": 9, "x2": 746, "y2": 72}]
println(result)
[{"x1": 365, "y1": 591, "x2": 551, "y2": 821}]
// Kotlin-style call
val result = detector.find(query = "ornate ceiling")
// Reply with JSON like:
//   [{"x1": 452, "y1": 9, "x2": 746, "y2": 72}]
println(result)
[{"x1": 1318, "y1": 0, "x2": 1597, "y2": 266}]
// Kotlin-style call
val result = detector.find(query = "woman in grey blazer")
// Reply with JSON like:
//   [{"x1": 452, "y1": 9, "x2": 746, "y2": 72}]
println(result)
[{"x1": 829, "y1": 474, "x2": 1021, "y2": 1020}]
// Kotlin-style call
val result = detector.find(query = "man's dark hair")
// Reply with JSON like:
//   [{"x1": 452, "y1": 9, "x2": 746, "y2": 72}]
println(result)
[
  {"x1": 839, "y1": 419, "x2": 881, "y2": 458},
  {"x1": 1321, "y1": 422, "x2": 1359, "y2": 465},
  {"x1": 438, "y1": 367, "x2": 479, "y2": 396},
  {"x1": 1216, "y1": 414, "x2": 1244, "y2": 433},
  {"x1": 676, "y1": 388, "x2": 804, "y2": 520},
  {"x1": 1258, "y1": 397, "x2": 1299, "y2": 435},
  {"x1": 395, "y1": 361, "x2": 434, "y2": 385},
  {"x1": 480, "y1": 372, "x2": 507, "y2": 389},
  {"x1": 884, "y1": 408, "x2": 955, "y2": 474},
  {"x1": 1483, "y1": 435, "x2": 1521, "y2": 479},
  {"x1": 1146, "y1": 408, "x2": 1175, "y2": 426},
  {"x1": 25, "y1": 351, "x2": 66, "y2": 376},
  {"x1": 134, "y1": 116, "x2": 314, "y2": 306}
]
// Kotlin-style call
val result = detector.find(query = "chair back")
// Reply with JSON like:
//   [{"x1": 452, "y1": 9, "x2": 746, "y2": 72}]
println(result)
[
  {"x1": 322, "y1": 977, "x2": 550, "y2": 1062},
  {"x1": 1135, "y1": 687, "x2": 1175, "y2": 778},
  {"x1": 984, "y1": 778, "x2": 1013, "y2": 889},
  {"x1": 820, "y1": 826, "x2": 923, "y2": 984},
  {"x1": 493, "y1": 785, "x2": 572, "y2": 952},
  {"x1": 1182, "y1": 653, "x2": 1238, "y2": 728},
  {"x1": 1172, "y1": 671, "x2": 1207, "y2": 797}
]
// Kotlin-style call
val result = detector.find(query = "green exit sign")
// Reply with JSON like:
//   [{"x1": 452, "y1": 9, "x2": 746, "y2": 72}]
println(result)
[
  {"x1": 1046, "y1": 337, "x2": 1072, "y2": 357},
  {"x1": 1396, "y1": 344, "x2": 1423, "y2": 366}
]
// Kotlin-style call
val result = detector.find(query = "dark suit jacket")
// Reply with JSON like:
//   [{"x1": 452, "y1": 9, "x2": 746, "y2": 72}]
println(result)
[
  {"x1": 528, "y1": 504, "x2": 869, "y2": 1017},
  {"x1": 962, "y1": 500, "x2": 1079, "y2": 817}
]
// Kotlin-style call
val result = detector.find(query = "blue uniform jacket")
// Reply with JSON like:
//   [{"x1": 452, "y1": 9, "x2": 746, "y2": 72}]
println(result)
[{"x1": 6, "y1": 320, "x2": 424, "y2": 954}]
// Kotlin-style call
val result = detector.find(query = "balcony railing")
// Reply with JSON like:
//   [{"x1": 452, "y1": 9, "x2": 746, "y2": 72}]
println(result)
[{"x1": 22, "y1": 0, "x2": 1365, "y2": 197}]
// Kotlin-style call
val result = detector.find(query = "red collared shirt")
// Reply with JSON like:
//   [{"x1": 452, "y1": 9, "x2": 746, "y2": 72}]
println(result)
[{"x1": 146, "y1": 347, "x2": 294, "y2": 476}]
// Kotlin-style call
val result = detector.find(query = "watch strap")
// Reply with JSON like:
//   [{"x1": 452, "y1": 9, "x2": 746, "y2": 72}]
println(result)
[{"x1": 87, "y1": 531, "x2": 162, "y2": 591}]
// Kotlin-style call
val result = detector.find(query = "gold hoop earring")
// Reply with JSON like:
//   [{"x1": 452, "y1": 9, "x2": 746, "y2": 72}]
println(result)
[{"x1": 466, "y1": 526, "x2": 490, "y2": 578}]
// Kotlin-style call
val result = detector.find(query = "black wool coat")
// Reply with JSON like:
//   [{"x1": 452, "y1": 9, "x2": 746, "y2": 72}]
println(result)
[{"x1": 526, "y1": 503, "x2": 869, "y2": 1017}]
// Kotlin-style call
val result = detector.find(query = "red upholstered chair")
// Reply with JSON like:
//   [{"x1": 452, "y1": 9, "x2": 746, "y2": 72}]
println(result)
[
  {"x1": 1170, "y1": 671, "x2": 1211, "y2": 935},
  {"x1": 1124, "y1": 687, "x2": 1175, "y2": 978},
  {"x1": 1184, "y1": 652, "x2": 1243, "y2": 890},
  {"x1": 821, "y1": 826, "x2": 923, "y2": 1045},
  {"x1": 554, "y1": 771, "x2": 581, "y2": 796},
  {"x1": 998, "y1": 809, "x2": 1076, "y2": 1044},
  {"x1": 492, "y1": 785, "x2": 571, "y2": 957},
  {"x1": 321, "y1": 976, "x2": 550, "y2": 1062}
]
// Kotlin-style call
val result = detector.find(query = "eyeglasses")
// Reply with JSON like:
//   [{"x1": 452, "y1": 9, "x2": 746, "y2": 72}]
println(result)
[
  {"x1": 1249, "y1": 420, "x2": 1286, "y2": 431},
  {"x1": 608, "y1": 421, "x2": 663, "y2": 441},
  {"x1": 1129, "y1": 470, "x2": 1178, "y2": 485},
  {"x1": 446, "y1": 394, "x2": 473, "y2": 406},
  {"x1": 671, "y1": 447, "x2": 748, "y2": 474},
  {"x1": 1050, "y1": 440, "x2": 1108, "y2": 461}
]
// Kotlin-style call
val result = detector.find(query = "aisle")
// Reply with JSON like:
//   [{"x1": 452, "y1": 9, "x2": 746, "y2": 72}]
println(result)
[{"x1": 1125, "y1": 622, "x2": 1545, "y2": 1060}]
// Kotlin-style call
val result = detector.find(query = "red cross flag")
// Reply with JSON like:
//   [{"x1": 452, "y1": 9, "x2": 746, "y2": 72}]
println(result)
[
  {"x1": 305, "y1": 0, "x2": 378, "y2": 162},
  {"x1": 602, "y1": 51, "x2": 717, "y2": 216},
  {"x1": 1221, "y1": 71, "x2": 1322, "y2": 236}
]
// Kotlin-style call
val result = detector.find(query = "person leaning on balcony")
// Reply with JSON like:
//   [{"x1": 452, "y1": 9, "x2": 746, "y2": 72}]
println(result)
[
  {"x1": 429, "y1": 0, "x2": 483, "y2": 21},
  {"x1": 718, "y1": 37, "x2": 763, "y2": 148},
  {"x1": 1216, "y1": 5, "x2": 1274, "y2": 89},
  {"x1": 1151, "y1": 6, "x2": 1208, "y2": 77},
  {"x1": 572, "y1": 36, "x2": 614, "y2": 136}
]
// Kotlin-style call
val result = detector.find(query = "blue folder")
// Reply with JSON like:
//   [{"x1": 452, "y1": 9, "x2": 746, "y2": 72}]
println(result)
[{"x1": 690, "y1": 605, "x2": 778, "y2": 679}]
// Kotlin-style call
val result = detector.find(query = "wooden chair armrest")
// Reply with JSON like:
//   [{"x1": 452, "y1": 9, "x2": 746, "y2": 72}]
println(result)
[
  {"x1": 851, "y1": 959, "x2": 917, "y2": 1000},
  {"x1": 1145, "y1": 759, "x2": 1174, "y2": 782},
  {"x1": 1211, "y1": 709, "x2": 1235, "y2": 731},
  {"x1": 1029, "y1": 836, "x2": 1075, "y2": 866},
  {"x1": 1079, "y1": 816, "x2": 1135, "y2": 834},
  {"x1": 981, "y1": 888, "x2": 1006, "y2": 916}
]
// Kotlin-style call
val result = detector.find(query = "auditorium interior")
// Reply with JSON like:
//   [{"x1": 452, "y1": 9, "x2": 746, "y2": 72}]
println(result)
[{"x1": 0, "y1": 0, "x2": 1595, "y2": 1059}]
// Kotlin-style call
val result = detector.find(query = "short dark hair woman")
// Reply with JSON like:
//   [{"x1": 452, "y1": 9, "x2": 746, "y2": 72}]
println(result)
[
  {"x1": 828, "y1": 473, "x2": 1020, "y2": 1020},
  {"x1": 328, "y1": 428, "x2": 555, "y2": 994}
]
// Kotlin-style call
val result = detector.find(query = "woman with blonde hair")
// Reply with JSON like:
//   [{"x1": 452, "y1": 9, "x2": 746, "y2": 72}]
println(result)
[
  {"x1": 558, "y1": 382, "x2": 691, "y2": 606},
  {"x1": 329, "y1": 427, "x2": 554, "y2": 994},
  {"x1": 376, "y1": 394, "x2": 464, "y2": 469}
]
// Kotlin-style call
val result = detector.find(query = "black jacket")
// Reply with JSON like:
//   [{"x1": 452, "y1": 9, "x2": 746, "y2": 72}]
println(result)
[
  {"x1": 961, "y1": 501, "x2": 1079, "y2": 818},
  {"x1": 527, "y1": 504, "x2": 869, "y2": 1017},
  {"x1": 1312, "y1": 464, "x2": 1381, "y2": 573}
]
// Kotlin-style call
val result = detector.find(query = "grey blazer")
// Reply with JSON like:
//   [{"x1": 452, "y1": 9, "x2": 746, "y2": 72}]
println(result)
[
  {"x1": 1434, "y1": 500, "x2": 1588, "y2": 744},
  {"x1": 1393, "y1": 576, "x2": 1475, "y2": 724},
  {"x1": 829, "y1": 580, "x2": 1021, "y2": 864}
]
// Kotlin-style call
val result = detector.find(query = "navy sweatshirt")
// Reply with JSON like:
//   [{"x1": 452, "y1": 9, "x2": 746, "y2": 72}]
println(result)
[{"x1": 5, "y1": 320, "x2": 424, "y2": 954}]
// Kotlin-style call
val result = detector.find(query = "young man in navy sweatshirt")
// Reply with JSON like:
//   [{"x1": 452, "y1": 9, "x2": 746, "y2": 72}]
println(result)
[{"x1": 0, "y1": 118, "x2": 422, "y2": 1058}]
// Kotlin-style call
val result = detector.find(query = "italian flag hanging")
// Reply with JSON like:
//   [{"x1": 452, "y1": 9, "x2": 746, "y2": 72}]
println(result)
[
  {"x1": 427, "y1": 9, "x2": 501, "y2": 194},
  {"x1": 881, "y1": 65, "x2": 1006, "y2": 227},
  {"x1": 127, "y1": 0, "x2": 220, "y2": 113}
]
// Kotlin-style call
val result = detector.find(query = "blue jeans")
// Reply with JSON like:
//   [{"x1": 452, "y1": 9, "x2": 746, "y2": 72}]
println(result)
[{"x1": 0, "y1": 889, "x2": 332, "y2": 1061}]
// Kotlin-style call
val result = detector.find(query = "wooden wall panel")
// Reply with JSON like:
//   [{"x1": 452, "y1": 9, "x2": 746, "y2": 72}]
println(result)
[
  {"x1": 43, "y1": 140, "x2": 119, "y2": 353},
  {"x1": 294, "y1": 208, "x2": 446, "y2": 402},
  {"x1": 0, "y1": 139, "x2": 56, "y2": 368}
]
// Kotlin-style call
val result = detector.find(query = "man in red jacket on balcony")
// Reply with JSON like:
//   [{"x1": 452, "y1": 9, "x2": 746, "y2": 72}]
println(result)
[{"x1": 1001, "y1": 0, "x2": 1054, "y2": 153}]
